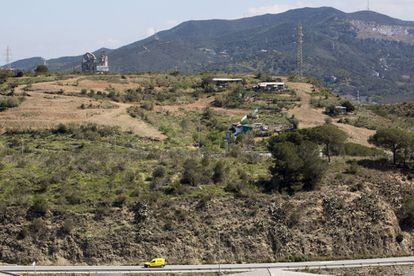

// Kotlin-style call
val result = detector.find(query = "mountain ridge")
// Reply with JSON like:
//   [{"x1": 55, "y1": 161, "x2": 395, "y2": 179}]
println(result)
[{"x1": 6, "y1": 7, "x2": 414, "y2": 102}]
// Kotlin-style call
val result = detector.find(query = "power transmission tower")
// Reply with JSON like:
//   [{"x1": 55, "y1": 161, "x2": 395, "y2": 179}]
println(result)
[
  {"x1": 296, "y1": 23, "x2": 304, "y2": 79},
  {"x1": 5, "y1": 46, "x2": 12, "y2": 70}
]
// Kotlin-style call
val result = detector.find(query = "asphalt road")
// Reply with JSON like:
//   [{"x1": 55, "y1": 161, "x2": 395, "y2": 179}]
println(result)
[{"x1": 1, "y1": 256, "x2": 414, "y2": 274}]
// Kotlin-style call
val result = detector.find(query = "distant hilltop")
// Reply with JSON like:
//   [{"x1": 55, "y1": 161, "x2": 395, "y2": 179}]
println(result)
[{"x1": 6, "y1": 7, "x2": 414, "y2": 102}]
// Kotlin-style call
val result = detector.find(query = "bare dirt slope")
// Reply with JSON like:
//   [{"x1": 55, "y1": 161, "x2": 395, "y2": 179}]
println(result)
[
  {"x1": 287, "y1": 82, "x2": 375, "y2": 147},
  {"x1": 0, "y1": 91, "x2": 166, "y2": 140}
]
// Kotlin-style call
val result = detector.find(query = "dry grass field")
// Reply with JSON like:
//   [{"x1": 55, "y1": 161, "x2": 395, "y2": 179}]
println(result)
[
  {"x1": 26, "y1": 76, "x2": 141, "y2": 94},
  {"x1": 0, "y1": 80, "x2": 166, "y2": 140}
]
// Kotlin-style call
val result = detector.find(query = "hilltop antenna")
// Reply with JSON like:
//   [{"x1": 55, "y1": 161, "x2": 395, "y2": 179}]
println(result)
[
  {"x1": 154, "y1": 29, "x2": 160, "y2": 41},
  {"x1": 367, "y1": 0, "x2": 370, "y2": 11},
  {"x1": 296, "y1": 23, "x2": 304, "y2": 79},
  {"x1": 5, "y1": 46, "x2": 12, "y2": 70}
]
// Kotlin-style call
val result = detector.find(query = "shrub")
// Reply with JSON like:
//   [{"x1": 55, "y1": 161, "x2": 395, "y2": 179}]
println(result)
[
  {"x1": 17, "y1": 225, "x2": 29, "y2": 240},
  {"x1": 289, "y1": 116, "x2": 299, "y2": 129},
  {"x1": 396, "y1": 233, "x2": 404, "y2": 244},
  {"x1": 399, "y1": 197, "x2": 414, "y2": 230},
  {"x1": 34, "y1": 64, "x2": 48, "y2": 74},
  {"x1": 345, "y1": 160, "x2": 360, "y2": 175},
  {"x1": 0, "y1": 96, "x2": 23, "y2": 111},
  {"x1": 30, "y1": 196, "x2": 49, "y2": 217},
  {"x1": 95, "y1": 205, "x2": 112, "y2": 219},
  {"x1": 61, "y1": 218, "x2": 75, "y2": 235},
  {"x1": 212, "y1": 161, "x2": 228, "y2": 184},
  {"x1": 152, "y1": 166, "x2": 166, "y2": 179},
  {"x1": 342, "y1": 143, "x2": 382, "y2": 157},
  {"x1": 341, "y1": 100, "x2": 355, "y2": 112},
  {"x1": 224, "y1": 181, "x2": 245, "y2": 197},
  {"x1": 112, "y1": 194, "x2": 127, "y2": 207},
  {"x1": 15, "y1": 70, "x2": 24, "y2": 78},
  {"x1": 54, "y1": 123, "x2": 68, "y2": 134},
  {"x1": 287, "y1": 209, "x2": 302, "y2": 228},
  {"x1": 181, "y1": 158, "x2": 205, "y2": 186},
  {"x1": 30, "y1": 218, "x2": 47, "y2": 235},
  {"x1": 141, "y1": 101, "x2": 154, "y2": 111}
]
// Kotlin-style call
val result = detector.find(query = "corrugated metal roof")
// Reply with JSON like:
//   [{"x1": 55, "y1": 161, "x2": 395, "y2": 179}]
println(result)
[{"x1": 212, "y1": 78, "x2": 243, "y2": 82}]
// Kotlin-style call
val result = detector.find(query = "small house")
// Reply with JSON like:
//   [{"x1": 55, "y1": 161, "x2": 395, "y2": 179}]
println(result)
[
  {"x1": 253, "y1": 82, "x2": 286, "y2": 92},
  {"x1": 334, "y1": 106, "x2": 347, "y2": 115},
  {"x1": 212, "y1": 78, "x2": 243, "y2": 88}
]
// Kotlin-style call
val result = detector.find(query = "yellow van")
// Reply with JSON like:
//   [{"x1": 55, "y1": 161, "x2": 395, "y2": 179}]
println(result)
[{"x1": 144, "y1": 258, "x2": 166, "y2": 268}]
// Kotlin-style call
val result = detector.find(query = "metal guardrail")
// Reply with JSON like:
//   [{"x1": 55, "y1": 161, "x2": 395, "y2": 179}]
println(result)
[
  {"x1": 2, "y1": 257, "x2": 414, "y2": 274},
  {"x1": 0, "y1": 271, "x2": 20, "y2": 276}
]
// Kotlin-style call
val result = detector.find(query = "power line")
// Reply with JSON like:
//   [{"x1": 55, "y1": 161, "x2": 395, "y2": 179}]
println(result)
[{"x1": 296, "y1": 23, "x2": 304, "y2": 79}]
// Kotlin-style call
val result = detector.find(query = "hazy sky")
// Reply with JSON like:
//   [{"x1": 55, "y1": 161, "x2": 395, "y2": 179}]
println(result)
[{"x1": 2, "y1": 0, "x2": 414, "y2": 64}]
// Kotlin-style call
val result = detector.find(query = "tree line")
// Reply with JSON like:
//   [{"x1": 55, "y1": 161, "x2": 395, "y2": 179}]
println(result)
[
  {"x1": 369, "y1": 128, "x2": 414, "y2": 167},
  {"x1": 267, "y1": 124, "x2": 413, "y2": 195}
]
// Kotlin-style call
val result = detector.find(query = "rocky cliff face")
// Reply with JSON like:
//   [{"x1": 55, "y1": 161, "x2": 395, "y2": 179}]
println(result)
[
  {"x1": 0, "y1": 167, "x2": 413, "y2": 265},
  {"x1": 350, "y1": 20, "x2": 414, "y2": 44}
]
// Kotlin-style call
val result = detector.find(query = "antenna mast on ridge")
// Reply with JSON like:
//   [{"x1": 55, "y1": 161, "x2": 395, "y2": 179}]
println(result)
[
  {"x1": 5, "y1": 46, "x2": 12, "y2": 70},
  {"x1": 367, "y1": 0, "x2": 370, "y2": 11},
  {"x1": 296, "y1": 23, "x2": 304, "y2": 79}
]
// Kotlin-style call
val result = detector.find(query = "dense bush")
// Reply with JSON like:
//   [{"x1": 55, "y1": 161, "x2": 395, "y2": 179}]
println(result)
[
  {"x1": 0, "y1": 96, "x2": 24, "y2": 111},
  {"x1": 52, "y1": 123, "x2": 119, "y2": 140},
  {"x1": 267, "y1": 131, "x2": 328, "y2": 194},
  {"x1": 331, "y1": 143, "x2": 383, "y2": 157},
  {"x1": 29, "y1": 196, "x2": 49, "y2": 218},
  {"x1": 61, "y1": 218, "x2": 75, "y2": 235},
  {"x1": 34, "y1": 65, "x2": 48, "y2": 74},
  {"x1": 399, "y1": 197, "x2": 414, "y2": 230},
  {"x1": 341, "y1": 100, "x2": 355, "y2": 113},
  {"x1": 212, "y1": 160, "x2": 228, "y2": 184},
  {"x1": 181, "y1": 158, "x2": 207, "y2": 186}
]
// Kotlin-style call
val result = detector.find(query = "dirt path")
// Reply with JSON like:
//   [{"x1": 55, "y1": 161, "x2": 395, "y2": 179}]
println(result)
[
  {"x1": 0, "y1": 91, "x2": 166, "y2": 140},
  {"x1": 287, "y1": 82, "x2": 375, "y2": 147}
]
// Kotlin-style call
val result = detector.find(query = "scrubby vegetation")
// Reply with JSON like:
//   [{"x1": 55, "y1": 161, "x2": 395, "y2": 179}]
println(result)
[
  {"x1": 0, "y1": 72, "x2": 413, "y2": 266},
  {"x1": 0, "y1": 96, "x2": 25, "y2": 111}
]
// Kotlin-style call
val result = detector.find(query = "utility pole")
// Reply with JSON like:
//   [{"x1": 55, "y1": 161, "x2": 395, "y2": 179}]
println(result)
[{"x1": 296, "y1": 24, "x2": 304, "y2": 79}]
